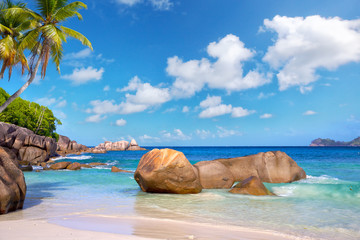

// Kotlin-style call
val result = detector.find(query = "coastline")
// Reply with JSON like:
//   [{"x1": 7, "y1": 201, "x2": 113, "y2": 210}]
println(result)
[{"x1": 1, "y1": 213, "x2": 305, "y2": 240}]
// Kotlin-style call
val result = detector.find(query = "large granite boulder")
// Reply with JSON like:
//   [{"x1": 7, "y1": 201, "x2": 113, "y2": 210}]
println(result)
[
  {"x1": 198, "y1": 151, "x2": 306, "y2": 185},
  {"x1": 50, "y1": 161, "x2": 71, "y2": 170},
  {"x1": 229, "y1": 176, "x2": 275, "y2": 196},
  {"x1": 0, "y1": 147, "x2": 26, "y2": 214},
  {"x1": 66, "y1": 162, "x2": 81, "y2": 170},
  {"x1": 56, "y1": 135, "x2": 88, "y2": 155},
  {"x1": 193, "y1": 161, "x2": 234, "y2": 189},
  {"x1": 91, "y1": 139, "x2": 145, "y2": 152},
  {"x1": 134, "y1": 149, "x2": 202, "y2": 194},
  {"x1": 0, "y1": 122, "x2": 57, "y2": 165}
]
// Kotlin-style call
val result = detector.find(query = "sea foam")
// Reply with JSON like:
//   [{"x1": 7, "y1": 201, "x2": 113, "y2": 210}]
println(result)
[{"x1": 52, "y1": 155, "x2": 93, "y2": 161}]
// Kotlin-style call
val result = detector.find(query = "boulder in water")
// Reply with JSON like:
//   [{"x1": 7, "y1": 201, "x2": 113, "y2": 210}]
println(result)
[
  {"x1": 229, "y1": 176, "x2": 275, "y2": 196},
  {"x1": 134, "y1": 149, "x2": 202, "y2": 194}
]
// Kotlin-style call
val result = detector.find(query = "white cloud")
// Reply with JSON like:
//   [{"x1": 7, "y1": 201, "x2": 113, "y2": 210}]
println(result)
[
  {"x1": 198, "y1": 95, "x2": 255, "y2": 119},
  {"x1": 35, "y1": 97, "x2": 57, "y2": 106},
  {"x1": 163, "y1": 107, "x2": 176, "y2": 113},
  {"x1": 167, "y1": 34, "x2": 270, "y2": 98},
  {"x1": 263, "y1": 15, "x2": 360, "y2": 92},
  {"x1": 115, "y1": 119, "x2": 127, "y2": 126},
  {"x1": 115, "y1": 0, "x2": 141, "y2": 6},
  {"x1": 64, "y1": 49, "x2": 92, "y2": 60},
  {"x1": 149, "y1": 0, "x2": 173, "y2": 10},
  {"x1": 56, "y1": 100, "x2": 67, "y2": 108},
  {"x1": 86, "y1": 114, "x2": 107, "y2": 123},
  {"x1": 216, "y1": 126, "x2": 242, "y2": 138},
  {"x1": 115, "y1": 0, "x2": 173, "y2": 10},
  {"x1": 53, "y1": 110, "x2": 67, "y2": 120},
  {"x1": 62, "y1": 67, "x2": 104, "y2": 85},
  {"x1": 103, "y1": 85, "x2": 110, "y2": 91},
  {"x1": 199, "y1": 104, "x2": 232, "y2": 118},
  {"x1": 303, "y1": 110, "x2": 317, "y2": 116},
  {"x1": 139, "y1": 134, "x2": 161, "y2": 142},
  {"x1": 182, "y1": 106, "x2": 189, "y2": 113},
  {"x1": 260, "y1": 113, "x2": 273, "y2": 119},
  {"x1": 258, "y1": 92, "x2": 275, "y2": 99},
  {"x1": 161, "y1": 129, "x2": 191, "y2": 141},
  {"x1": 195, "y1": 129, "x2": 214, "y2": 139},
  {"x1": 86, "y1": 76, "x2": 171, "y2": 116},
  {"x1": 231, "y1": 107, "x2": 256, "y2": 118}
]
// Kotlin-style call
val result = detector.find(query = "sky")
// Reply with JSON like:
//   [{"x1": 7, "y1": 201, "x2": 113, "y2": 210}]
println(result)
[{"x1": 3, "y1": 0, "x2": 360, "y2": 146}]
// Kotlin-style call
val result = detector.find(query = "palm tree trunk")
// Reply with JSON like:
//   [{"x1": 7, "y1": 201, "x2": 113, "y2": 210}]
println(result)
[{"x1": 0, "y1": 55, "x2": 42, "y2": 113}]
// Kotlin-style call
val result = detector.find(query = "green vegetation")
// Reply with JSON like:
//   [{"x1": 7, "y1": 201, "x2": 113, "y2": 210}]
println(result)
[
  {"x1": 0, "y1": 0, "x2": 92, "y2": 113},
  {"x1": 0, "y1": 87, "x2": 61, "y2": 140}
]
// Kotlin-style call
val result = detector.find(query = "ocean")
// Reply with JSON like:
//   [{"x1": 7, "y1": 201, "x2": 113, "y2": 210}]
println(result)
[{"x1": 13, "y1": 147, "x2": 360, "y2": 239}]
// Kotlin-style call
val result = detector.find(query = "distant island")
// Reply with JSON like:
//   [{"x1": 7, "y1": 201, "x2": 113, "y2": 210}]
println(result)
[{"x1": 310, "y1": 137, "x2": 360, "y2": 146}]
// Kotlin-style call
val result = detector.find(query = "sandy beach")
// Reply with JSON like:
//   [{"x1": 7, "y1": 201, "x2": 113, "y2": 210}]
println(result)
[{"x1": 0, "y1": 213, "x2": 302, "y2": 240}]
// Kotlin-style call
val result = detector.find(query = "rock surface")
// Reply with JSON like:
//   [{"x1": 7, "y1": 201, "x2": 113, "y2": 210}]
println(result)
[
  {"x1": 0, "y1": 146, "x2": 26, "y2": 214},
  {"x1": 66, "y1": 162, "x2": 81, "y2": 170},
  {"x1": 229, "y1": 176, "x2": 275, "y2": 196},
  {"x1": 310, "y1": 137, "x2": 360, "y2": 146},
  {"x1": 193, "y1": 161, "x2": 234, "y2": 189},
  {"x1": 50, "y1": 161, "x2": 71, "y2": 170},
  {"x1": 0, "y1": 122, "x2": 57, "y2": 165},
  {"x1": 111, "y1": 166, "x2": 133, "y2": 173},
  {"x1": 56, "y1": 135, "x2": 88, "y2": 155},
  {"x1": 134, "y1": 148, "x2": 202, "y2": 194},
  {"x1": 92, "y1": 139, "x2": 145, "y2": 152},
  {"x1": 212, "y1": 151, "x2": 306, "y2": 184}
]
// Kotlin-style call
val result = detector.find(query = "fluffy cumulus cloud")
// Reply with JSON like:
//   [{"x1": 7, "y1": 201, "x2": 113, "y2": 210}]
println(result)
[
  {"x1": 182, "y1": 106, "x2": 189, "y2": 113},
  {"x1": 198, "y1": 95, "x2": 255, "y2": 118},
  {"x1": 86, "y1": 114, "x2": 107, "y2": 123},
  {"x1": 62, "y1": 67, "x2": 104, "y2": 85},
  {"x1": 103, "y1": 85, "x2": 110, "y2": 91},
  {"x1": 115, "y1": 119, "x2": 127, "y2": 126},
  {"x1": 195, "y1": 129, "x2": 214, "y2": 139},
  {"x1": 260, "y1": 113, "x2": 273, "y2": 119},
  {"x1": 263, "y1": 15, "x2": 360, "y2": 92},
  {"x1": 86, "y1": 76, "x2": 171, "y2": 120},
  {"x1": 167, "y1": 34, "x2": 270, "y2": 98}
]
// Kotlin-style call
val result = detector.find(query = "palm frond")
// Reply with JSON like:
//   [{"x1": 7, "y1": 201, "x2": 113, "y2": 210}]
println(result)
[
  {"x1": 36, "y1": 0, "x2": 57, "y2": 18},
  {"x1": 50, "y1": 43, "x2": 62, "y2": 72},
  {"x1": 19, "y1": 28, "x2": 41, "y2": 51},
  {"x1": 60, "y1": 26, "x2": 92, "y2": 50},
  {"x1": 52, "y1": 1, "x2": 87, "y2": 21},
  {"x1": 0, "y1": 23, "x2": 13, "y2": 34},
  {"x1": 41, "y1": 24, "x2": 63, "y2": 48}
]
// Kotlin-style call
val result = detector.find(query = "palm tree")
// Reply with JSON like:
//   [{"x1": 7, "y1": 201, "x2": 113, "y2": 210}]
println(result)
[
  {"x1": 0, "y1": 0, "x2": 92, "y2": 113},
  {"x1": 0, "y1": 0, "x2": 32, "y2": 80}
]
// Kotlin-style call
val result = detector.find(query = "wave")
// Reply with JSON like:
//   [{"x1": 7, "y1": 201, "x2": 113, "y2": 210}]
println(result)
[
  {"x1": 301, "y1": 175, "x2": 341, "y2": 184},
  {"x1": 52, "y1": 155, "x2": 93, "y2": 161}
]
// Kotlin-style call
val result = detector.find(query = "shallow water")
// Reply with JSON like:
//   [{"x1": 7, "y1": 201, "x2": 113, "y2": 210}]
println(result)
[{"x1": 4, "y1": 147, "x2": 360, "y2": 239}]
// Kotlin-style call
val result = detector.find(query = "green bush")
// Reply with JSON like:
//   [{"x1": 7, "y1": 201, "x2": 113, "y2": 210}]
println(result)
[{"x1": 0, "y1": 88, "x2": 61, "y2": 139}]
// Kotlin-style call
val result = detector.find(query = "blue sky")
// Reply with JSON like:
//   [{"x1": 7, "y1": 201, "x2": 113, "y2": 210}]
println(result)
[{"x1": 3, "y1": 0, "x2": 360, "y2": 146}]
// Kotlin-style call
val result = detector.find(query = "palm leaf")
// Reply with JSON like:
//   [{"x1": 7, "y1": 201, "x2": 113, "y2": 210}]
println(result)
[
  {"x1": 36, "y1": 0, "x2": 57, "y2": 18},
  {"x1": 18, "y1": 28, "x2": 41, "y2": 51},
  {"x1": 50, "y1": 43, "x2": 62, "y2": 72},
  {"x1": 0, "y1": 23, "x2": 13, "y2": 34},
  {"x1": 52, "y1": 1, "x2": 87, "y2": 21},
  {"x1": 61, "y1": 26, "x2": 92, "y2": 50}
]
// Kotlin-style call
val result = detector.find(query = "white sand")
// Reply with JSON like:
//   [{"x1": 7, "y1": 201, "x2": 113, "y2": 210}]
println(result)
[{"x1": 0, "y1": 213, "x2": 306, "y2": 240}]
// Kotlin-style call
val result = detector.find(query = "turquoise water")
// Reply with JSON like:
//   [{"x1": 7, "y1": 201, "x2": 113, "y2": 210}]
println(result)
[{"x1": 21, "y1": 147, "x2": 360, "y2": 239}]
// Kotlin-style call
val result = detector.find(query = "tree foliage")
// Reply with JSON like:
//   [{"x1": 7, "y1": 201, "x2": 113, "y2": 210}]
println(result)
[{"x1": 0, "y1": 87, "x2": 61, "y2": 140}]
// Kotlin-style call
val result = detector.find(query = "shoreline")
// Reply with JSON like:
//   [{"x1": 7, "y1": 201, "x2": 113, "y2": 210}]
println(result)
[{"x1": 1, "y1": 213, "x2": 310, "y2": 240}]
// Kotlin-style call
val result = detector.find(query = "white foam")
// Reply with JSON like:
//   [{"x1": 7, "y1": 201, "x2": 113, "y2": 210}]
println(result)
[
  {"x1": 52, "y1": 155, "x2": 93, "y2": 161},
  {"x1": 301, "y1": 175, "x2": 340, "y2": 184},
  {"x1": 272, "y1": 185, "x2": 297, "y2": 197}
]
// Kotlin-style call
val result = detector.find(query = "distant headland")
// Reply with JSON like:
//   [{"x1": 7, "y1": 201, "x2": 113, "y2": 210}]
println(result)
[{"x1": 310, "y1": 137, "x2": 360, "y2": 146}]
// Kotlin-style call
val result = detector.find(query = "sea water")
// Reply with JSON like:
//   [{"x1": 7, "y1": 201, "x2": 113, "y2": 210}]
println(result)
[{"x1": 12, "y1": 147, "x2": 360, "y2": 239}]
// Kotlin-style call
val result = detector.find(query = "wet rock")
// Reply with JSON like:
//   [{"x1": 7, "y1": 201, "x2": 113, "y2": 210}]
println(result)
[
  {"x1": 111, "y1": 166, "x2": 133, "y2": 173},
  {"x1": 66, "y1": 162, "x2": 81, "y2": 170},
  {"x1": 229, "y1": 176, "x2": 275, "y2": 196},
  {"x1": 134, "y1": 148, "x2": 202, "y2": 194},
  {"x1": 193, "y1": 161, "x2": 235, "y2": 189},
  {"x1": 50, "y1": 161, "x2": 71, "y2": 170}
]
